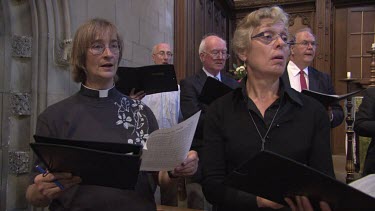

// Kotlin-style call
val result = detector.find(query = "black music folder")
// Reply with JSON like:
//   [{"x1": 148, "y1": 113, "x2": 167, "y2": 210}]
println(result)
[
  {"x1": 30, "y1": 135, "x2": 142, "y2": 189},
  {"x1": 224, "y1": 150, "x2": 375, "y2": 210},
  {"x1": 116, "y1": 64, "x2": 178, "y2": 95},
  {"x1": 301, "y1": 89, "x2": 363, "y2": 108},
  {"x1": 198, "y1": 77, "x2": 234, "y2": 105}
]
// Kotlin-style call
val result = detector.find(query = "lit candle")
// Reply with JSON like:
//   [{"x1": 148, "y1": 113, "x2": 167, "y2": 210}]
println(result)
[
  {"x1": 347, "y1": 72, "x2": 351, "y2": 78},
  {"x1": 372, "y1": 43, "x2": 375, "y2": 50}
]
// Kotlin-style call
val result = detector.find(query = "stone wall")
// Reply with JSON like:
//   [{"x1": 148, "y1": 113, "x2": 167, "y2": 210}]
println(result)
[{"x1": 0, "y1": 0, "x2": 174, "y2": 210}]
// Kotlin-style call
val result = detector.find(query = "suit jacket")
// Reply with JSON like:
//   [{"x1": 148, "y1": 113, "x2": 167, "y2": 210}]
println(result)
[
  {"x1": 180, "y1": 69, "x2": 239, "y2": 149},
  {"x1": 354, "y1": 87, "x2": 375, "y2": 176},
  {"x1": 281, "y1": 65, "x2": 344, "y2": 128}
]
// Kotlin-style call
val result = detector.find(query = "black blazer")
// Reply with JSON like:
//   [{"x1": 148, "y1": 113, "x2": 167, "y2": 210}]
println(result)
[
  {"x1": 354, "y1": 87, "x2": 375, "y2": 176},
  {"x1": 180, "y1": 69, "x2": 239, "y2": 148},
  {"x1": 281, "y1": 65, "x2": 344, "y2": 128}
]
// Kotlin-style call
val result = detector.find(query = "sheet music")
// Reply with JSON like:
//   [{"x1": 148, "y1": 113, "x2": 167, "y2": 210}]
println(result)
[
  {"x1": 349, "y1": 174, "x2": 375, "y2": 198},
  {"x1": 140, "y1": 110, "x2": 201, "y2": 171}
]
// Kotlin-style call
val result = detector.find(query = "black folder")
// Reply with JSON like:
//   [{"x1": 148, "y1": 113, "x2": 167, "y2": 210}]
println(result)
[
  {"x1": 30, "y1": 135, "x2": 142, "y2": 189},
  {"x1": 301, "y1": 89, "x2": 363, "y2": 108},
  {"x1": 116, "y1": 64, "x2": 178, "y2": 95},
  {"x1": 224, "y1": 150, "x2": 375, "y2": 210},
  {"x1": 198, "y1": 77, "x2": 233, "y2": 105}
]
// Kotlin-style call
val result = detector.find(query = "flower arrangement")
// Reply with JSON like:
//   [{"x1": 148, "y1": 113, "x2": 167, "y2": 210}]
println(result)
[{"x1": 229, "y1": 63, "x2": 247, "y2": 81}]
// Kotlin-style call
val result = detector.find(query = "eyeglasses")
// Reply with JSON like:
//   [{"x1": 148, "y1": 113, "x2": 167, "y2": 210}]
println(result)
[
  {"x1": 294, "y1": 41, "x2": 318, "y2": 48},
  {"x1": 251, "y1": 31, "x2": 290, "y2": 45},
  {"x1": 155, "y1": 51, "x2": 173, "y2": 57},
  {"x1": 203, "y1": 50, "x2": 230, "y2": 59},
  {"x1": 89, "y1": 41, "x2": 120, "y2": 55}
]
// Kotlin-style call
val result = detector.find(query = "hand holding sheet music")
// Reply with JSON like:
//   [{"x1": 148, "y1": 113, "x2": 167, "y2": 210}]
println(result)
[{"x1": 140, "y1": 110, "x2": 201, "y2": 171}]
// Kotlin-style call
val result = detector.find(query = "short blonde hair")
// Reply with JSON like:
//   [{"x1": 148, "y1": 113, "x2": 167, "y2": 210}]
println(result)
[
  {"x1": 70, "y1": 18, "x2": 123, "y2": 83},
  {"x1": 232, "y1": 6, "x2": 289, "y2": 57}
]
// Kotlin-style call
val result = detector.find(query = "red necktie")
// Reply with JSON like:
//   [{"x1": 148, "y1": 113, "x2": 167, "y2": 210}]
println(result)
[{"x1": 299, "y1": 70, "x2": 307, "y2": 90}]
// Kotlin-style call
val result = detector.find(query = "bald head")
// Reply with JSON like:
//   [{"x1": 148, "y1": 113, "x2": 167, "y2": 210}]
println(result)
[{"x1": 152, "y1": 43, "x2": 172, "y2": 64}]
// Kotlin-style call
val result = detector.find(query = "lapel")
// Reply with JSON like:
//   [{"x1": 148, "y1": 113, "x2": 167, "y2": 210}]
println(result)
[
  {"x1": 196, "y1": 69, "x2": 208, "y2": 91},
  {"x1": 308, "y1": 66, "x2": 319, "y2": 91},
  {"x1": 221, "y1": 74, "x2": 234, "y2": 88}
]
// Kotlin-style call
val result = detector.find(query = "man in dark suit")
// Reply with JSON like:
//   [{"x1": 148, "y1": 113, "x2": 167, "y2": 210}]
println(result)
[
  {"x1": 354, "y1": 87, "x2": 375, "y2": 176},
  {"x1": 281, "y1": 28, "x2": 344, "y2": 128},
  {"x1": 180, "y1": 34, "x2": 239, "y2": 209}
]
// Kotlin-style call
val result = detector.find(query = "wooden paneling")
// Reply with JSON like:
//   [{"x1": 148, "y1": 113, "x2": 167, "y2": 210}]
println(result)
[
  {"x1": 332, "y1": 7, "x2": 348, "y2": 155},
  {"x1": 332, "y1": 5, "x2": 375, "y2": 155},
  {"x1": 174, "y1": 0, "x2": 233, "y2": 81}
]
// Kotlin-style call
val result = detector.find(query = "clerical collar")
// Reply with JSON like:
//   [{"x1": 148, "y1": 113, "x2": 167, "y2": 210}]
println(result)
[{"x1": 81, "y1": 84, "x2": 115, "y2": 98}]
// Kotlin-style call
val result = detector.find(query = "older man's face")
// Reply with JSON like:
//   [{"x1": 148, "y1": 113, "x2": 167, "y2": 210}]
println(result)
[
  {"x1": 291, "y1": 31, "x2": 316, "y2": 67},
  {"x1": 152, "y1": 43, "x2": 173, "y2": 65},
  {"x1": 200, "y1": 36, "x2": 228, "y2": 76}
]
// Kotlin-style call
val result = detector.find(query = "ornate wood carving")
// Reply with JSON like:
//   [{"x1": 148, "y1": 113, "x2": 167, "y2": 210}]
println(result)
[
  {"x1": 332, "y1": 0, "x2": 375, "y2": 7},
  {"x1": 234, "y1": 0, "x2": 314, "y2": 9},
  {"x1": 289, "y1": 13, "x2": 311, "y2": 27}
]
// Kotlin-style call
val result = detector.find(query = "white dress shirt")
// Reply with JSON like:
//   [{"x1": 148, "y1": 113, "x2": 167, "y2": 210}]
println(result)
[
  {"x1": 203, "y1": 67, "x2": 222, "y2": 81},
  {"x1": 142, "y1": 85, "x2": 182, "y2": 129},
  {"x1": 287, "y1": 61, "x2": 309, "y2": 92}
]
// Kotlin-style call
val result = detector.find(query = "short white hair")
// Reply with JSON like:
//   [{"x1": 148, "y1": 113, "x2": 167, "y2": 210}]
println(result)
[{"x1": 198, "y1": 34, "x2": 226, "y2": 54}]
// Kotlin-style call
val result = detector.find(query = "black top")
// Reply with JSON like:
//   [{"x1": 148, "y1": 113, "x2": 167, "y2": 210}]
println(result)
[
  {"x1": 201, "y1": 78, "x2": 335, "y2": 211},
  {"x1": 180, "y1": 70, "x2": 239, "y2": 148},
  {"x1": 34, "y1": 85, "x2": 159, "y2": 211}
]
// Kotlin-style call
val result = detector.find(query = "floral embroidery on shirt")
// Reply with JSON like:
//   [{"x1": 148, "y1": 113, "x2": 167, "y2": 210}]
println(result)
[{"x1": 115, "y1": 97, "x2": 150, "y2": 145}]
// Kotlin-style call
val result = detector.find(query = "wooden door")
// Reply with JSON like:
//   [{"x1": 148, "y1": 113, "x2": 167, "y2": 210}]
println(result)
[{"x1": 333, "y1": 5, "x2": 375, "y2": 155}]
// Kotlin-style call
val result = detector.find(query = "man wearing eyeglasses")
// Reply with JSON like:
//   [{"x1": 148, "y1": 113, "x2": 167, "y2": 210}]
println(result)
[
  {"x1": 282, "y1": 28, "x2": 344, "y2": 128},
  {"x1": 130, "y1": 43, "x2": 184, "y2": 207},
  {"x1": 180, "y1": 34, "x2": 239, "y2": 209},
  {"x1": 131, "y1": 43, "x2": 181, "y2": 129}
]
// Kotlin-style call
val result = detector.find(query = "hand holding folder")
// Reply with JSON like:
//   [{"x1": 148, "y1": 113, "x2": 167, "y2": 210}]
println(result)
[
  {"x1": 224, "y1": 150, "x2": 375, "y2": 210},
  {"x1": 30, "y1": 111, "x2": 201, "y2": 189},
  {"x1": 30, "y1": 136, "x2": 142, "y2": 189}
]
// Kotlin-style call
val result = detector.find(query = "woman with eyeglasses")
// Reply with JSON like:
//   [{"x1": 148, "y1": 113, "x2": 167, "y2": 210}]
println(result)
[
  {"x1": 25, "y1": 18, "x2": 198, "y2": 211},
  {"x1": 200, "y1": 6, "x2": 334, "y2": 211}
]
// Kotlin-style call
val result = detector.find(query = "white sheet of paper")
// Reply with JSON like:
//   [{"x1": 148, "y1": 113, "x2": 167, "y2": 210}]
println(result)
[
  {"x1": 349, "y1": 174, "x2": 375, "y2": 198},
  {"x1": 140, "y1": 110, "x2": 201, "y2": 171}
]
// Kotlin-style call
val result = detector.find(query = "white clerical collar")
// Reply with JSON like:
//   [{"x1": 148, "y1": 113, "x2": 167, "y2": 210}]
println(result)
[
  {"x1": 202, "y1": 67, "x2": 221, "y2": 81},
  {"x1": 288, "y1": 61, "x2": 308, "y2": 76},
  {"x1": 82, "y1": 84, "x2": 115, "y2": 98}
]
